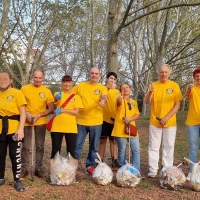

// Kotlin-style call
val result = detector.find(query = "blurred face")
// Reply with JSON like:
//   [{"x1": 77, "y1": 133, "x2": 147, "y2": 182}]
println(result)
[
  {"x1": 120, "y1": 84, "x2": 131, "y2": 96},
  {"x1": 107, "y1": 75, "x2": 117, "y2": 88},
  {"x1": 32, "y1": 71, "x2": 44, "y2": 87},
  {"x1": 158, "y1": 65, "x2": 170, "y2": 83},
  {"x1": 62, "y1": 80, "x2": 72, "y2": 92},
  {"x1": 89, "y1": 68, "x2": 100, "y2": 84},
  {"x1": 194, "y1": 73, "x2": 200, "y2": 85},
  {"x1": 0, "y1": 73, "x2": 12, "y2": 91}
]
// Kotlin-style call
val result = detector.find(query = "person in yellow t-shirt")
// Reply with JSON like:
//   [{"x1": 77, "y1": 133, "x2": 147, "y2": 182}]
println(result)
[
  {"x1": 144, "y1": 64, "x2": 183, "y2": 178},
  {"x1": 98, "y1": 72, "x2": 119, "y2": 169},
  {"x1": 20, "y1": 69, "x2": 54, "y2": 178},
  {"x1": 73, "y1": 67, "x2": 108, "y2": 175},
  {"x1": 185, "y1": 68, "x2": 200, "y2": 181},
  {"x1": 111, "y1": 83, "x2": 140, "y2": 172},
  {"x1": 50, "y1": 75, "x2": 84, "y2": 160},
  {"x1": 0, "y1": 71, "x2": 26, "y2": 192}
]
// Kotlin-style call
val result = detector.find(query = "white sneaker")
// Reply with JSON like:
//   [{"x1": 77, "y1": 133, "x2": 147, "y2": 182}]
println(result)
[
  {"x1": 186, "y1": 173, "x2": 191, "y2": 181},
  {"x1": 148, "y1": 171, "x2": 157, "y2": 178}
]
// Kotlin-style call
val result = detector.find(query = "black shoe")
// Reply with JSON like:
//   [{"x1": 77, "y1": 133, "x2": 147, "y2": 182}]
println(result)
[
  {"x1": 14, "y1": 180, "x2": 25, "y2": 192},
  {"x1": 0, "y1": 179, "x2": 5, "y2": 186}
]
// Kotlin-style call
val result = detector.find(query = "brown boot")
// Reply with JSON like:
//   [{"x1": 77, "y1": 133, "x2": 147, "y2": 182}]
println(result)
[
  {"x1": 35, "y1": 169, "x2": 44, "y2": 178},
  {"x1": 20, "y1": 169, "x2": 29, "y2": 178}
]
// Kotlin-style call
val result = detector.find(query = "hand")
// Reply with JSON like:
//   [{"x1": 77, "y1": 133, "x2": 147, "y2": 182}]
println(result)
[
  {"x1": 15, "y1": 129, "x2": 24, "y2": 141},
  {"x1": 117, "y1": 90, "x2": 124, "y2": 106},
  {"x1": 187, "y1": 79, "x2": 194, "y2": 92},
  {"x1": 54, "y1": 108, "x2": 62, "y2": 115},
  {"x1": 55, "y1": 90, "x2": 62, "y2": 100},
  {"x1": 99, "y1": 98, "x2": 106, "y2": 108},
  {"x1": 33, "y1": 114, "x2": 41, "y2": 123},
  {"x1": 26, "y1": 112, "x2": 32, "y2": 122},
  {"x1": 123, "y1": 117, "x2": 131, "y2": 124},
  {"x1": 149, "y1": 82, "x2": 154, "y2": 93}
]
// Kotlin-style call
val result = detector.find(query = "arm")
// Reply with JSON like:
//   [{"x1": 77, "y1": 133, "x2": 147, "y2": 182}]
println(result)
[
  {"x1": 61, "y1": 108, "x2": 80, "y2": 116},
  {"x1": 16, "y1": 105, "x2": 26, "y2": 141},
  {"x1": 99, "y1": 94, "x2": 108, "y2": 108},
  {"x1": 33, "y1": 102, "x2": 54, "y2": 122},
  {"x1": 160, "y1": 100, "x2": 181, "y2": 126},
  {"x1": 123, "y1": 114, "x2": 140, "y2": 124},
  {"x1": 144, "y1": 82, "x2": 154, "y2": 104}
]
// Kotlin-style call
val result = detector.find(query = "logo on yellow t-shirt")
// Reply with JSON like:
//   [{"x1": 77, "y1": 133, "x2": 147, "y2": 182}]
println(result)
[
  {"x1": 70, "y1": 98, "x2": 75, "y2": 102},
  {"x1": 131, "y1": 103, "x2": 135, "y2": 109},
  {"x1": 166, "y1": 88, "x2": 173, "y2": 94},
  {"x1": 94, "y1": 89, "x2": 100, "y2": 95},
  {"x1": 39, "y1": 92, "x2": 46, "y2": 98},
  {"x1": 7, "y1": 95, "x2": 14, "y2": 101}
]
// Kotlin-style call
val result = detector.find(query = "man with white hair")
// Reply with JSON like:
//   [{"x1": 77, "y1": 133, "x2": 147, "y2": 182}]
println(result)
[{"x1": 144, "y1": 64, "x2": 183, "y2": 178}]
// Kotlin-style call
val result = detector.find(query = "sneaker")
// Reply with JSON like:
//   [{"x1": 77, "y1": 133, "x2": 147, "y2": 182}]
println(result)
[
  {"x1": 0, "y1": 179, "x2": 5, "y2": 186},
  {"x1": 148, "y1": 171, "x2": 157, "y2": 178},
  {"x1": 35, "y1": 169, "x2": 44, "y2": 178},
  {"x1": 86, "y1": 166, "x2": 95, "y2": 176},
  {"x1": 186, "y1": 173, "x2": 191, "y2": 181},
  {"x1": 20, "y1": 169, "x2": 29, "y2": 178},
  {"x1": 111, "y1": 159, "x2": 119, "y2": 171},
  {"x1": 14, "y1": 180, "x2": 25, "y2": 192}
]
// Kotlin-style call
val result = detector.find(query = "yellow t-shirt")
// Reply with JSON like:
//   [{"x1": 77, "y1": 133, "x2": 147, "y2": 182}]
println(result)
[
  {"x1": 103, "y1": 88, "x2": 120, "y2": 124},
  {"x1": 72, "y1": 81, "x2": 108, "y2": 126},
  {"x1": 21, "y1": 84, "x2": 54, "y2": 126},
  {"x1": 186, "y1": 85, "x2": 200, "y2": 126},
  {"x1": 150, "y1": 80, "x2": 183, "y2": 127},
  {"x1": 112, "y1": 98, "x2": 139, "y2": 138},
  {"x1": 0, "y1": 88, "x2": 27, "y2": 134},
  {"x1": 51, "y1": 92, "x2": 84, "y2": 133}
]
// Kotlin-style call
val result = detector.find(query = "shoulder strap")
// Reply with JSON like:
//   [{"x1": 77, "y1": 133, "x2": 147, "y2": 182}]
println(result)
[
  {"x1": 60, "y1": 94, "x2": 75, "y2": 108},
  {"x1": 124, "y1": 99, "x2": 127, "y2": 117}
]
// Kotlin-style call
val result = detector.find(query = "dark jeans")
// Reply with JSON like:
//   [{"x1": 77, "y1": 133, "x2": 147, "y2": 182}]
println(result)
[
  {"x1": 21, "y1": 125, "x2": 46, "y2": 171},
  {"x1": 0, "y1": 134, "x2": 22, "y2": 181},
  {"x1": 50, "y1": 132, "x2": 77, "y2": 159}
]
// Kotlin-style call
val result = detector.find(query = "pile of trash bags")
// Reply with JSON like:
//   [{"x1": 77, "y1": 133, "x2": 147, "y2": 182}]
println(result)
[
  {"x1": 116, "y1": 162, "x2": 141, "y2": 187},
  {"x1": 92, "y1": 153, "x2": 113, "y2": 185},
  {"x1": 159, "y1": 165, "x2": 186, "y2": 190},
  {"x1": 50, "y1": 152, "x2": 78, "y2": 185}
]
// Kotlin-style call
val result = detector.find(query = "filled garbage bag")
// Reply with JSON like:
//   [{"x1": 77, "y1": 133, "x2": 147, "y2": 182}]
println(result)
[
  {"x1": 92, "y1": 153, "x2": 113, "y2": 185},
  {"x1": 116, "y1": 162, "x2": 141, "y2": 187},
  {"x1": 50, "y1": 152, "x2": 78, "y2": 185},
  {"x1": 190, "y1": 162, "x2": 200, "y2": 192},
  {"x1": 159, "y1": 165, "x2": 186, "y2": 190}
]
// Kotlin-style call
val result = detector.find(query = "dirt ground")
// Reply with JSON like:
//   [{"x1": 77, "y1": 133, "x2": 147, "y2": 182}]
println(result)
[{"x1": 1, "y1": 112, "x2": 200, "y2": 200}]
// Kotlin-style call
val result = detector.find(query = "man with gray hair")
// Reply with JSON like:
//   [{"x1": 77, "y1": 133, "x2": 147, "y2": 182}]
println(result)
[
  {"x1": 144, "y1": 64, "x2": 183, "y2": 178},
  {"x1": 20, "y1": 69, "x2": 54, "y2": 178}
]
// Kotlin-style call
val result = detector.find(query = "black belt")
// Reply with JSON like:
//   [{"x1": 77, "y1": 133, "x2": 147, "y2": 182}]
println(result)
[{"x1": 0, "y1": 115, "x2": 20, "y2": 141}]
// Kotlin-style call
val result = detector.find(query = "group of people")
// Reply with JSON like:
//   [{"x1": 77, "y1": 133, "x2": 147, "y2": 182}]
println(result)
[{"x1": 0, "y1": 64, "x2": 200, "y2": 192}]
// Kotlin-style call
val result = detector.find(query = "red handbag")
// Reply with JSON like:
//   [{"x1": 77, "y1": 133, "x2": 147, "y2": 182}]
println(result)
[
  {"x1": 125, "y1": 123, "x2": 137, "y2": 136},
  {"x1": 46, "y1": 94, "x2": 75, "y2": 131}
]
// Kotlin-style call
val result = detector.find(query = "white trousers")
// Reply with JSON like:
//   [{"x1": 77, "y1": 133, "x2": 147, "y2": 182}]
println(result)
[{"x1": 148, "y1": 125, "x2": 177, "y2": 173}]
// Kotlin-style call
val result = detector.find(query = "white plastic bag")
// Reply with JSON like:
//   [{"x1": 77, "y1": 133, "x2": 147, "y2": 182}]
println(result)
[
  {"x1": 159, "y1": 164, "x2": 186, "y2": 190},
  {"x1": 50, "y1": 152, "x2": 78, "y2": 185},
  {"x1": 92, "y1": 153, "x2": 113, "y2": 185},
  {"x1": 190, "y1": 162, "x2": 200, "y2": 191},
  {"x1": 116, "y1": 161, "x2": 141, "y2": 187}
]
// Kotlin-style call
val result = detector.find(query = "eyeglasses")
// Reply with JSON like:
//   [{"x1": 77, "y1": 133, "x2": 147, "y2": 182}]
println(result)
[{"x1": 127, "y1": 102, "x2": 131, "y2": 110}]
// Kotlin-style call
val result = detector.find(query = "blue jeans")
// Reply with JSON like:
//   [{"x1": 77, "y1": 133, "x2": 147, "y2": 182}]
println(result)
[
  {"x1": 115, "y1": 137, "x2": 140, "y2": 172},
  {"x1": 187, "y1": 125, "x2": 200, "y2": 172},
  {"x1": 75, "y1": 124, "x2": 102, "y2": 168}
]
